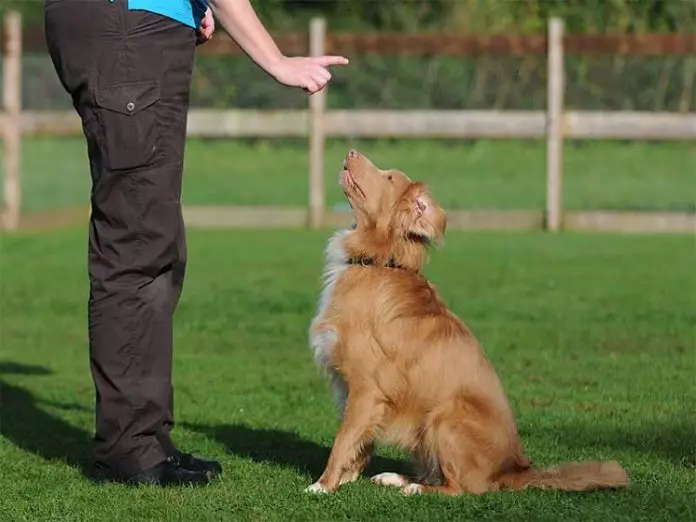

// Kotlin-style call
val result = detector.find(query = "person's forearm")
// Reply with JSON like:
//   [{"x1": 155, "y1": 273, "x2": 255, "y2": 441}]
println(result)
[{"x1": 207, "y1": 0, "x2": 284, "y2": 75}]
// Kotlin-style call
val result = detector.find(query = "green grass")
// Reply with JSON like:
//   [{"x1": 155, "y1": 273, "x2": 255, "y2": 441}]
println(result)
[
  {"x1": 2, "y1": 138, "x2": 694, "y2": 213},
  {"x1": 1, "y1": 227, "x2": 695, "y2": 521}
]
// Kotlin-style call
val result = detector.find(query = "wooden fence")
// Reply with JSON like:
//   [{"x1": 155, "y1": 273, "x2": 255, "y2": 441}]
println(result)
[{"x1": 2, "y1": 12, "x2": 695, "y2": 233}]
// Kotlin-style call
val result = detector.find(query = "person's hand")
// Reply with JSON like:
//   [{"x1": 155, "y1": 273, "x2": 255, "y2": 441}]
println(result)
[
  {"x1": 267, "y1": 55, "x2": 349, "y2": 94},
  {"x1": 196, "y1": 8, "x2": 215, "y2": 45}
]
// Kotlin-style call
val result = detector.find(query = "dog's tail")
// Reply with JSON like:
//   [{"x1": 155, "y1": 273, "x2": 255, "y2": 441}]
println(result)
[{"x1": 494, "y1": 460, "x2": 629, "y2": 492}]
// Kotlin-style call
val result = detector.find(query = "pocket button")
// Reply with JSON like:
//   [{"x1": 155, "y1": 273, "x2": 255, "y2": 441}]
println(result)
[{"x1": 126, "y1": 102, "x2": 135, "y2": 112}]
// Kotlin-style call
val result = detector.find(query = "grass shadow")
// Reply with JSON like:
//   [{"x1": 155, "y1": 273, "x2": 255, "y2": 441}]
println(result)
[
  {"x1": 0, "y1": 362, "x2": 92, "y2": 476},
  {"x1": 0, "y1": 361, "x2": 53, "y2": 376},
  {"x1": 184, "y1": 422, "x2": 409, "y2": 481}
]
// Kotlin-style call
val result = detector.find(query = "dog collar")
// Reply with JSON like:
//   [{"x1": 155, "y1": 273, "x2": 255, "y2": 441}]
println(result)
[{"x1": 346, "y1": 255, "x2": 404, "y2": 269}]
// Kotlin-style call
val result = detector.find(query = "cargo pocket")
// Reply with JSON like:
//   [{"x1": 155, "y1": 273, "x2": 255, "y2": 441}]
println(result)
[{"x1": 94, "y1": 80, "x2": 161, "y2": 171}]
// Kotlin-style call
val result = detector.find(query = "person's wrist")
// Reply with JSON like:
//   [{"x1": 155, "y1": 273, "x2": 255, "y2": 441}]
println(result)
[{"x1": 263, "y1": 53, "x2": 286, "y2": 79}]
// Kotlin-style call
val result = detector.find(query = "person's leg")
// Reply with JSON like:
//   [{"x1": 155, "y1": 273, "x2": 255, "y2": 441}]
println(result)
[{"x1": 44, "y1": 0, "x2": 219, "y2": 485}]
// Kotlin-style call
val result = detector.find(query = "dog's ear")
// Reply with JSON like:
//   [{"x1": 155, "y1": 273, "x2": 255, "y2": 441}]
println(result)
[{"x1": 402, "y1": 185, "x2": 446, "y2": 245}]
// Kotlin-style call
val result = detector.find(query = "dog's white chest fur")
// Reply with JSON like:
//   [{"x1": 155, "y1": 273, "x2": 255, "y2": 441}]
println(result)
[{"x1": 309, "y1": 229, "x2": 351, "y2": 413}]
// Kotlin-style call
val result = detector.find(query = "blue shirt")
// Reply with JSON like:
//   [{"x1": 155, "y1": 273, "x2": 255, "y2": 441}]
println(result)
[{"x1": 128, "y1": 0, "x2": 209, "y2": 29}]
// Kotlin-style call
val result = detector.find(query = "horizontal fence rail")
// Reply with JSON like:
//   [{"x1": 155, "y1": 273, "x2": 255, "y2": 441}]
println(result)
[
  {"x1": 3, "y1": 109, "x2": 695, "y2": 141},
  {"x1": 11, "y1": 206, "x2": 693, "y2": 235}
]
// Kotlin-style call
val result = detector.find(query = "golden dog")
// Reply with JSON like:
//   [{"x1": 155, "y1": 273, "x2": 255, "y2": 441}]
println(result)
[{"x1": 306, "y1": 150, "x2": 629, "y2": 496}]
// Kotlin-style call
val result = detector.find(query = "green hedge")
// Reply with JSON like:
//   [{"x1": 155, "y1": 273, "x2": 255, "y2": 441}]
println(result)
[{"x1": 190, "y1": 54, "x2": 694, "y2": 112}]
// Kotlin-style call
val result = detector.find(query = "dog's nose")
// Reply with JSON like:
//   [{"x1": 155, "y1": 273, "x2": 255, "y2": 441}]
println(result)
[{"x1": 347, "y1": 149, "x2": 359, "y2": 159}]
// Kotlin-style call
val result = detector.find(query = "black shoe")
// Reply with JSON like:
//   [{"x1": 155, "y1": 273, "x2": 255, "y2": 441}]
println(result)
[
  {"x1": 170, "y1": 450, "x2": 222, "y2": 478},
  {"x1": 123, "y1": 457, "x2": 213, "y2": 487}
]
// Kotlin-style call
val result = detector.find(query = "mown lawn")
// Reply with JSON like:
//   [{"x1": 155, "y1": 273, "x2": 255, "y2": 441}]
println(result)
[
  {"x1": 2, "y1": 138, "x2": 695, "y2": 213},
  {"x1": 1, "y1": 227, "x2": 694, "y2": 521}
]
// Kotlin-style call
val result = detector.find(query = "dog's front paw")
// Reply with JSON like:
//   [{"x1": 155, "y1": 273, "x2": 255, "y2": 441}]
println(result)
[
  {"x1": 304, "y1": 482, "x2": 330, "y2": 494},
  {"x1": 339, "y1": 470, "x2": 360, "y2": 485},
  {"x1": 401, "y1": 483, "x2": 424, "y2": 496}
]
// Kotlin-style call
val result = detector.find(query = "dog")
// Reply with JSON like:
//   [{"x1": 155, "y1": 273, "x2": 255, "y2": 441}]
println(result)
[{"x1": 306, "y1": 149, "x2": 629, "y2": 496}]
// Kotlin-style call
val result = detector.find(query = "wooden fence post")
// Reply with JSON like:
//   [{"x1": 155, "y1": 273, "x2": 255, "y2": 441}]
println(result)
[
  {"x1": 2, "y1": 10, "x2": 22, "y2": 231},
  {"x1": 308, "y1": 17, "x2": 327, "y2": 229},
  {"x1": 546, "y1": 17, "x2": 565, "y2": 233}
]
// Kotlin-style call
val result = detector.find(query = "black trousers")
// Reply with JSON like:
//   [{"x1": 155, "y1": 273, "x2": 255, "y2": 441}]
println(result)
[{"x1": 45, "y1": 0, "x2": 196, "y2": 478}]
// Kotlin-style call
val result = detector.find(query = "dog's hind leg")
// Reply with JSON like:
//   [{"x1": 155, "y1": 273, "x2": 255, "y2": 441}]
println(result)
[
  {"x1": 306, "y1": 390, "x2": 383, "y2": 493},
  {"x1": 398, "y1": 458, "x2": 488, "y2": 497},
  {"x1": 396, "y1": 419, "x2": 492, "y2": 497},
  {"x1": 400, "y1": 459, "x2": 489, "y2": 497}
]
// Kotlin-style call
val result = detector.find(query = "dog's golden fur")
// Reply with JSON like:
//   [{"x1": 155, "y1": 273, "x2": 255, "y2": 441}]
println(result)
[{"x1": 306, "y1": 150, "x2": 629, "y2": 496}]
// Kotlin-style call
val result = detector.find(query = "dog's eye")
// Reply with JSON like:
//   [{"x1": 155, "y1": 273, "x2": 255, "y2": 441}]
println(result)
[{"x1": 386, "y1": 174, "x2": 393, "y2": 181}]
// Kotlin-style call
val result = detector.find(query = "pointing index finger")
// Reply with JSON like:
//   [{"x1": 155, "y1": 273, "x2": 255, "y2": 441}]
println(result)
[{"x1": 313, "y1": 55, "x2": 350, "y2": 67}]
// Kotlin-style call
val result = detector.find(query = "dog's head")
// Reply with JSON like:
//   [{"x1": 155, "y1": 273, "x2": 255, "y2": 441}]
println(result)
[{"x1": 339, "y1": 149, "x2": 446, "y2": 245}]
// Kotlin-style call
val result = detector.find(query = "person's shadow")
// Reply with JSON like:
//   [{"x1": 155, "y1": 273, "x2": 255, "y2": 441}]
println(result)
[
  {"x1": 183, "y1": 422, "x2": 410, "y2": 481},
  {"x1": 0, "y1": 362, "x2": 93, "y2": 477}
]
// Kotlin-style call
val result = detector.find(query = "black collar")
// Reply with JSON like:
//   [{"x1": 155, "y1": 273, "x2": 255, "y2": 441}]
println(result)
[{"x1": 347, "y1": 255, "x2": 404, "y2": 270}]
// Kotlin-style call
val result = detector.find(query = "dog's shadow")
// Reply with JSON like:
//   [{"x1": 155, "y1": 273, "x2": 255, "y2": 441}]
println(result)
[
  {"x1": 186, "y1": 417, "x2": 696, "y2": 483},
  {"x1": 183, "y1": 422, "x2": 409, "y2": 480}
]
